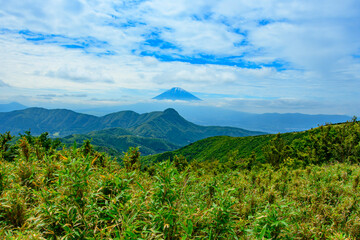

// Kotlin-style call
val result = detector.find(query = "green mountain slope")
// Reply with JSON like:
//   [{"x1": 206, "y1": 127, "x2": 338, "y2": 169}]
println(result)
[
  {"x1": 100, "y1": 111, "x2": 144, "y2": 129},
  {"x1": 129, "y1": 108, "x2": 264, "y2": 146},
  {"x1": 146, "y1": 120, "x2": 358, "y2": 164},
  {"x1": 0, "y1": 107, "x2": 264, "y2": 147},
  {"x1": 61, "y1": 127, "x2": 180, "y2": 156},
  {"x1": 0, "y1": 108, "x2": 101, "y2": 136},
  {"x1": 147, "y1": 132, "x2": 304, "y2": 163}
]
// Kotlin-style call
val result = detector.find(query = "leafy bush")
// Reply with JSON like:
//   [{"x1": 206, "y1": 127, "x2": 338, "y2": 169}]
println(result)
[
  {"x1": 0, "y1": 132, "x2": 17, "y2": 162},
  {"x1": 123, "y1": 146, "x2": 141, "y2": 171}
]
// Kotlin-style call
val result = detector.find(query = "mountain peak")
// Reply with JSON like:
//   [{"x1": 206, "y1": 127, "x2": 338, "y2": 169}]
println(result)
[
  {"x1": 0, "y1": 102, "x2": 27, "y2": 112},
  {"x1": 171, "y1": 87, "x2": 186, "y2": 92},
  {"x1": 153, "y1": 87, "x2": 202, "y2": 101},
  {"x1": 163, "y1": 108, "x2": 179, "y2": 115}
]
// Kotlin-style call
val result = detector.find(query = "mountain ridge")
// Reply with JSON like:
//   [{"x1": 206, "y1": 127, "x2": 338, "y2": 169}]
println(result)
[
  {"x1": 76, "y1": 103, "x2": 351, "y2": 133},
  {"x1": 0, "y1": 107, "x2": 264, "y2": 147}
]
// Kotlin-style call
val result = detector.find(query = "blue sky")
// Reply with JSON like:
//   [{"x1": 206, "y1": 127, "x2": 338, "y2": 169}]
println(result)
[{"x1": 0, "y1": 0, "x2": 359, "y2": 114}]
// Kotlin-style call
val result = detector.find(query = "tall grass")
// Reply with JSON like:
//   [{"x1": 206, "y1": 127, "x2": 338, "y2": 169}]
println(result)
[{"x1": 0, "y1": 121, "x2": 359, "y2": 239}]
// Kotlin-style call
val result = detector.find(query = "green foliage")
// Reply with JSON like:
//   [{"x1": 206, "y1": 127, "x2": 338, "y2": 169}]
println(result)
[
  {"x1": 0, "y1": 172, "x2": 4, "y2": 194},
  {"x1": 81, "y1": 139, "x2": 94, "y2": 156},
  {"x1": 0, "y1": 132, "x2": 17, "y2": 162},
  {"x1": 263, "y1": 134, "x2": 293, "y2": 169},
  {"x1": 149, "y1": 161, "x2": 180, "y2": 239},
  {"x1": 247, "y1": 202, "x2": 293, "y2": 239},
  {"x1": 18, "y1": 137, "x2": 31, "y2": 161},
  {"x1": 0, "y1": 192, "x2": 27, "y2": 228},
  {"x1": 0, "y1": 120, "x2": 360, "y2": 238},
  {"x1": 207, "y1": 184, "x2": 238, "y2": 239},
  {"x1": 37, "y1": 132, "x2": 62, "y2": 151},
  {"x1": 173, "y1": 155, "x2": 188, "y2": 172},
  {"x1": 123, "y1": 147, "x2": 141, "y2": 171},
  {"x1": 290, "y1": 119, "x2": 360, "y2": 165},
  {"x1": 16, "y1": 131, "x2": 62, "y2": 161},
  {"x1": 147, "y1": 132, "x2": 302, "y2": 163},
  {"x1": 62, "y1": 128, "x2": 180, "y2": 156},
  {"x1": 19, "y1": 130, "x2": 34, "y2": 145}
]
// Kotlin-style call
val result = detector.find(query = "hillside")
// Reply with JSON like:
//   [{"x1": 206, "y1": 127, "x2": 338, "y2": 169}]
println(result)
[
  {"x1": 61, "y1": 127, "x2": 179, "y2": 156},
  {"x1": 0, "y1": 108, "x2": 101, "y2": 136},
  {"x1": 146, "y1": 119, "x2": 359, "y2": 165},
  {"x1": 127, "y1": 108, "x2": 264, "y2": 146},
  {"x1": 146, "y1": 132, "x2": 306, "y2": 163},
  {"x1": 0, "y1": 107, "x2": 264, "y2": 146}
]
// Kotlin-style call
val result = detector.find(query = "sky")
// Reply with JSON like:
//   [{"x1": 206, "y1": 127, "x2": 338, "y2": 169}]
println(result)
[{"x1": 0, "y1": 0, "x2": 359, "y2": 115}]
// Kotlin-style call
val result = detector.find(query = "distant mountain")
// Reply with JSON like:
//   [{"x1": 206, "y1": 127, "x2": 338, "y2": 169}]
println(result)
[
  {"x1": 153, "y1": 87, "x2": 201, "y2": 101},
  {"x1": 176, "y1": 106, "x2": 351, "y2": 133},
  {"x1": 0, "y1": 102, "x2": 27, "y2": 112},
  {"x1": 77, "y1": 103, "x2": 351, "y2": 133},
  {"x1": 126, "y1": 108, "x2": 264, "y2": 145},
  {"x1": 61, "y1": 128, "x2": 180, "y2": 156},
  {"x1": 232, "y1": 112, "x2": 351, "y2": 133},
  {"x1": 0, "y1": 108, "x2": 100, "y2": 137},
  {"x1": 0, "y1": 107, "x2": 264, "y2": 146}
]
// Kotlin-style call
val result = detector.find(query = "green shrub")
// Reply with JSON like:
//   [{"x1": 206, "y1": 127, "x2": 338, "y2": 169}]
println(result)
[{"x1": 123, "y1": 147, "x2": 141, "y2": 171}]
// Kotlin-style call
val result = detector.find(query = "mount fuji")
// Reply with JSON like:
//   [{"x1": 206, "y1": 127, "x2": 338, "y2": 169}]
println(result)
[{"x1": 153, "y1": 87, "x2": 202, "y2": 101}]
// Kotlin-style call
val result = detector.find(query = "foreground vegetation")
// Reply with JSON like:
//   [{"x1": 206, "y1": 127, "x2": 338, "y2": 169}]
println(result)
[{"x1": 0, "y1": 119, "x2": 360, "y2": 239}]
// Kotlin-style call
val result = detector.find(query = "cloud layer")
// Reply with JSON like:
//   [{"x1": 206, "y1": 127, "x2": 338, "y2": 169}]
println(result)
[{"x1": 0, "y1": 0, "x2": 359, "y2": 114}]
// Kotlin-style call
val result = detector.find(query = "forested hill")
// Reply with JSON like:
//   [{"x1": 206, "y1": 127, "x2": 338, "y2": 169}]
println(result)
[
  {"x1": 0, "y1": 107, "x2": 264, "y2": 146},
  {"x1": 146, "y1": 132, "x2": 303, "y2": 163},
  {"x1": 146, "y1": 119, "x2": 360, "y2": 166},
  {"x1": 61, "y1": 127, "x2": 180, "y2": 156}
]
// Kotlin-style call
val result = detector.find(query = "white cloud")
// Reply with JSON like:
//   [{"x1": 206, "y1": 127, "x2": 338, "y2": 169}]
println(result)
[
  {"x1": 216, "y1": 97, "x2": 359, "y2": 115},
  {"x1": 43, "y1": 66, "x2": 114, "y2": 84},
  {"x1": 0, "y1": 0, "x2": 359, "y2": 115},
  {"x1": 0, "y1": 79, "x2": 9, "y2": 87}
]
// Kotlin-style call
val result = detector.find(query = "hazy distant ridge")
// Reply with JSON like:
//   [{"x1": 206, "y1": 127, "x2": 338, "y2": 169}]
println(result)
[{"x1": 0, "y1": 102, "x2": 27, "y2": 112}]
